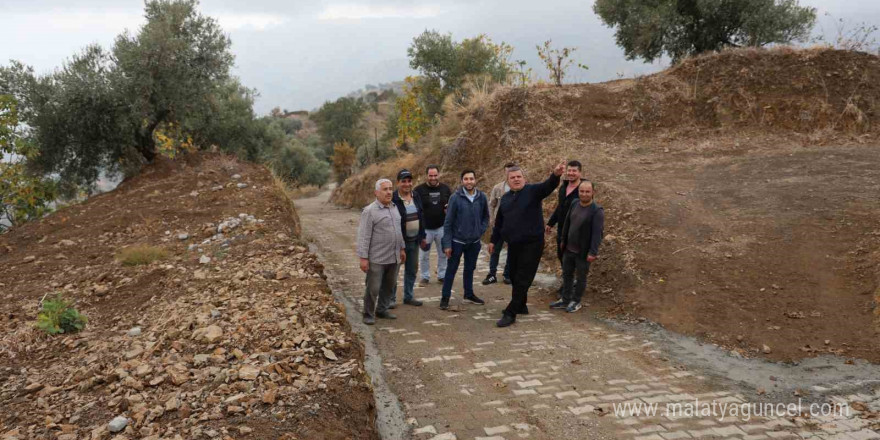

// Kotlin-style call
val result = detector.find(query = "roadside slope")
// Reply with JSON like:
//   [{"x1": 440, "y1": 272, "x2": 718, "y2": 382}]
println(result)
[
  {"x1": 0, "y1": 153, "x2": 377, "y2": 439},
  {"x1": 332, "y1": 47, "x2": 880, "y2": 364}
]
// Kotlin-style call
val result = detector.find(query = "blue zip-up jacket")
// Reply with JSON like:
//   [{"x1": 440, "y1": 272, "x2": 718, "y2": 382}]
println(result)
[
  {"x1": 442, "y1": 186, "x2": 489, "y2": 249},
  {"x1": 392, "y1": 190, "x2": 426, "y2": 242}
]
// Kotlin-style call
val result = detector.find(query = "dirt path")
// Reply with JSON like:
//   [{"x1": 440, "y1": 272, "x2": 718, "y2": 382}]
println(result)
[{"x1": 296, "y1": 189, "x2": 880, "y2": 440}]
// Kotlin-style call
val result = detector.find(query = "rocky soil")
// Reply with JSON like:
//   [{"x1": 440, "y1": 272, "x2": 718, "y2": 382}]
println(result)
[{"x1": 0, "y1": 154, "x2": 377, "y2": 440}]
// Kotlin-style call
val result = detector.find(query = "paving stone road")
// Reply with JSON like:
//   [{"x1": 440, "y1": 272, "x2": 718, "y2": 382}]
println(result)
[{"x1": 296, "y1": 190, "x2": 880, "y2": 440}]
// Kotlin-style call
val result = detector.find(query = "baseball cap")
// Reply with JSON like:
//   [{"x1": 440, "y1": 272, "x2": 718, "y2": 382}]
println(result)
[{"x1": 397, "y1": 169, "x2": 413, "y2": 181}]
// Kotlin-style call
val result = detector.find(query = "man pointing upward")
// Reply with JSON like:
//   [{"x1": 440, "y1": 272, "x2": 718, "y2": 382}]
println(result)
[{"x1": 490, "y1": 161, "x2": 565, "y2": 327}]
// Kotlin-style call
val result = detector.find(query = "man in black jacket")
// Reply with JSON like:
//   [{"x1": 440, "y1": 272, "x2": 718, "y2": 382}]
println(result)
[
  {"x1": 489, "y1": 161, "x2": 565, "y2": 327},
  {"x1": 545, "y1": 160, "x2": 585, "y2": 297},
  {"x1": 552, "y1": 180, "x2": 604, "y2": 313},
  {"x1": 390, "y1": 169, "x2": 426, "y2": 308},
  {"x1": 413, "y1": 165, "x2": 452, "y2": 285}
]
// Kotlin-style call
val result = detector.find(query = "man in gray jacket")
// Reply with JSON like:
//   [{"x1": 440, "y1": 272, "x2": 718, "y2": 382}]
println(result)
[
  {"x1": 356, "y1": 179, "x2": 407, "y2": 325},
  {"x1": 483, "y1": 162, "x2": 515, "y2": 286},
  {"x1": 553, "y1": 180, "x2": 604, "y2": 313}
]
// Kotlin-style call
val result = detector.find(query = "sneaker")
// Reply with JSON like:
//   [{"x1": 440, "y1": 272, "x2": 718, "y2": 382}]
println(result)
[
  {"x1": 404, "y1": 298, "x2": 423, "y2": 306},
  {"x1": 388, "y1": 303, "x2": 397, "y2": 309},
  {"x1": 503, "y1": 277, "x2": 512, "y2": 285},
  {"x1": 463, "y1": 295, "x2": 485, "y2": 305},
  {"x1": 376, "y1": 311, "x2": 397, "y2": 319},
  {"x1": 439, "y1": 298, "x2": 450, "y2": 310},
  {"x1": 549, "y1": 299, "x2": 568, "y2": 309},
  {"x1": 419, "y1": 278, "x2": 429, "y2": 286},
  {"x1": 482, "y1": 275, "x2": 497, "y2": 285},
  {"x1": 437, "y1": 278, "x2": 445, "y2": 284},
  {"x1": 566, "y1": 302, "x2": 582, "y2": 313},
  {"x1": 496, "y1": 314, "x2": 515, "y2": 327},
  {"x1": 363, "y1": 316, "x2": 375, "y2": 325}
]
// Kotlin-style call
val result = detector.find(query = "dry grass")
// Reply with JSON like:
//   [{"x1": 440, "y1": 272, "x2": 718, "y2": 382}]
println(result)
[
  {"x1": 270, "y1": 171, "x2": 303, "y2": 237},
  {"x1": 116, "y1": 245, "x2": 168, "y2": 266}
]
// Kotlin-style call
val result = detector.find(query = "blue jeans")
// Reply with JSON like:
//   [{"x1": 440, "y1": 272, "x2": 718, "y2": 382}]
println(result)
[
  {"x1": 488, "y1": 239, "x2": 510, "y2": 279},
  {"x1": 420, "y1": 227, "x2": 447, "y2": 280},
  {"x1": 442, "y1": 241, "x2": 481, "y2": 300},
  {"x1": 392, "y1": 240, "x2": 420, "y2": 303}
]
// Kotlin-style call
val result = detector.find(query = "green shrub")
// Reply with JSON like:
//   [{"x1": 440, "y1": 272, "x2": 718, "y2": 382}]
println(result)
[
  {"x1": 117, "y1": 245, "x2": 168, "y2": 266},
  {"x1": 36, "y1": 293, "x2": 88, "y2": 335}
]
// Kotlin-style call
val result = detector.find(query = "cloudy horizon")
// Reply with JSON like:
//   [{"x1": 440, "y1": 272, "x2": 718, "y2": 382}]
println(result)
[{"x1": 1, "y1": 0, "x2": 876, "y2": 114}]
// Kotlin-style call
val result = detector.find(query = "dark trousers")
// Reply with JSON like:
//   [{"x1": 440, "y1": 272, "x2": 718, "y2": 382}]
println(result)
[
  {"x1": 365, "y1": 262, "x2": 399, "y2": 319},
  {"x1": 488, "y1": 239, "x2": 510, "y2": 279},
  {"x1": 392, "y1": 240, "x2": 420, "y2": 303},
  {"x1": 442, "y1": 241, "x2": 481, "y2": 299},
  {"x1": 503, "y1": 239, "x2": 544, "y2": 317},
  {"x1": 561, "y1": 250, "x2": 591, "y2": 303}
]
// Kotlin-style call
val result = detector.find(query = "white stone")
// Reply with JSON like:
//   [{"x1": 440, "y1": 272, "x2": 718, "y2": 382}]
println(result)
[{"x1": 108, "y1": 416, "x2": 128, "y2": 433}]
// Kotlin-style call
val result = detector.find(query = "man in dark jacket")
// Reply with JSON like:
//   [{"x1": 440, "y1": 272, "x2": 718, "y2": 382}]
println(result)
[
  {"x1": 489, "y1": 161, "x2": 565, "y2": 327},
  {"x1": 390, "y1": 169, "x2": 426, "y2": 308},
  {"x1": 545, "y1": 160, "x2": 585, "y2": 297},
  {"x1": 553, "y1": 180, "x2": 604, "y2": 313},
  {"x1": 440, "y1": 170, "x2": 490, "y2": 310},
  {"x1": 413, "y1": 165, "x2": 452, "y2": 285}
]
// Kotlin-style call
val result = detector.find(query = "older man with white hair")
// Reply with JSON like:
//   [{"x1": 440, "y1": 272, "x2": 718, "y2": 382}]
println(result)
[{"x1": 357, "y1": 178, "x2": 407, "y2": 325}]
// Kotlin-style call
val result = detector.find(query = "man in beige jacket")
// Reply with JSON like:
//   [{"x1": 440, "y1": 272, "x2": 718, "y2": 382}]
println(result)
[{"x1": 482, "y1": 162, "x2": 516, "y2": 285}]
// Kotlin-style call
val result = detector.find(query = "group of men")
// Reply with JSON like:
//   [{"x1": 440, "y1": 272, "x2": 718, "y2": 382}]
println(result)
[{"x1": 355, "y1": 161, "x2": 605, "y2": 328}]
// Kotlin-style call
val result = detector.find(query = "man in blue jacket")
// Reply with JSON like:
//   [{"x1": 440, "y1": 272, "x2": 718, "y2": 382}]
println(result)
[
  {"x1": 489, "y1": 161, "x2": 565, "y2": 327},
  {"x1": 390, "y1": 169, "x2": 427, "y2": 308},
  {"x1": 440, "y1": 169, "x2": 490, "y2": 310}
]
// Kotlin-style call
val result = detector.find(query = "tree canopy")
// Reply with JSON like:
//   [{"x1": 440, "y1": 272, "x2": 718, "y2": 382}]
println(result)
[{"x1": 593, "y1": 0, "x2": 817, "y2": 63}]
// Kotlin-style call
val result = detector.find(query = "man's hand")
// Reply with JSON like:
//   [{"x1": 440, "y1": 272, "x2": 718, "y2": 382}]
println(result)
[
  {"x1": 545, "y1": 225, "x2": 552, "y2": 234},
  {"x1": 359, "y1": 258, "x2": 369, "y2": 273},
  {"x1": 487, "y1": 243, "x2": 494, "y2": 254},
  {"x1": 553, "y1": 161, "x2": 565, "y2": 176},
  {"x1": 587, "y1": 254, "x2": 597, "y2": 263},
  {"x1": 444, "y1": 248, "x2": 452, "y2": 258},
  {"x1": 400, "y1": 249, "x2": 407, "y2": 263},
  {"x1": 420, "y1": 239, "x2": 428, "y2": 251}
]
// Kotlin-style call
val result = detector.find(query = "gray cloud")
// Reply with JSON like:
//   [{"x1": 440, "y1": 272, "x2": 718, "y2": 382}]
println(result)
[{"x1": 1, "y1": 0, "x2": 876, "y2": 114}]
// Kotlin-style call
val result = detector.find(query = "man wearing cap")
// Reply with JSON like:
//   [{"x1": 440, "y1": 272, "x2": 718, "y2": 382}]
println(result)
[
  {"x1": 390, "y1": 169, "x2": 426, "y2": 307},
  {"x1": 357, "y1": 178, "x2": 407, "y2": 325},
  {"x1": 413, "y1": 165, "x2": 452, "y2": 286}
]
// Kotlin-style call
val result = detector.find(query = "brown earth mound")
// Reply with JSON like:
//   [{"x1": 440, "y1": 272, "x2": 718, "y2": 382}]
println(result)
[
  {"x1": 0, "y1": 153, "x2": 377, "y2": 439},
  {"x1": 332, "y1": 47, "x2": 880, "y2": 364}
]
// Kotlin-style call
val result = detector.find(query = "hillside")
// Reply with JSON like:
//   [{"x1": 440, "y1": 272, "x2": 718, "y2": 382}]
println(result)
[
  {"x1": 0, "y1": 154, "x2": 377, "y2": 439},
  {"x1": 331, "y1": 47, "x2": 880, "y2": 364}
]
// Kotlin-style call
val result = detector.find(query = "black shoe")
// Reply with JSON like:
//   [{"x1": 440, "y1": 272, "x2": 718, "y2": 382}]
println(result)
[
  {"x1": 388, "y1": 303, "x2": 397, "y2": 309},
  {"x1": 419, "y1": 278, "x2": 429, "y2": 286},
  {"x1": 550, "y1": 299, "x2": 568, "y2": 309},
  {"x1": 363, "y1": 316, "x2": 375, "y2": 325},
  {"x1": 463, "y1": 295, "x2": 485, "y2": 305},
  {"x1": 482, "y1": 275, "x2": 497, "y2": 285},
  {"x1": 376, "y1": 311, "x2": 397, "y2": 319},
  {"x1": 439, "y1": 298, "x2": 449, "y2": 310},
  {"x1": 437, "y1": 278, "x2": 445, "y2": 284},
  {"x1": 496, "y1": 314, "x2": 515, "y2": 327},
  {"x1": 503, "y1": 277, "x2": 512, "y2": 285},
  {"x1": 404, "y1": 298, "x2": 423, "y2": 306}
]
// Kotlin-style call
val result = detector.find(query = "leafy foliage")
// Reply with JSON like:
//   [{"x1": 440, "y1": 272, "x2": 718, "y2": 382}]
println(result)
[
  {"x1": 331, "y1": 141, "x2": 356, "y2": 185},
  {"x1": 395, "y1": 77, "x2": 431, "y2": 148},
  {"x1": 0, "y1": 95, "x2": 57, "y2": 232},
  {"x1": 593, "y1": 0, "x2": 817, "y2": 63},
  {"x1": 271, "y1": 143, "x2": 330, "y2": 187},
  {"x1": 407, "y1": 30, "x2": 514, "y2": 118},
  {"x1": 36, "y1": 293, "x2": 88, "y2": 335},
  {"x1": 312, "y1": 97, "x2": 368, "y2": 147}
]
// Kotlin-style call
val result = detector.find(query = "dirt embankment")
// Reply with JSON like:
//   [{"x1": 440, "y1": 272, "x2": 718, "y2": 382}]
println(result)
[
  {"x1": 332, "y1": 47, "x2": 880, "y2": 364},
  {"x1": 0, "y1": 154, "x2": 377, "y2": 439}
]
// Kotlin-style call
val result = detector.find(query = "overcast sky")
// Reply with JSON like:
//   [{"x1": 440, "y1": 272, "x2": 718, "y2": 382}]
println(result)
[{"x1": 1, "y1": 0, "x2": 877, "y2": 114}]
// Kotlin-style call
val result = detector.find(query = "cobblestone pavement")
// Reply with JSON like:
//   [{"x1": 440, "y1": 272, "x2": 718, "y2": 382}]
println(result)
[{"x1": 296, "y1": 191, "x2": 880, "y2": 440}]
